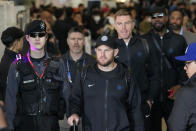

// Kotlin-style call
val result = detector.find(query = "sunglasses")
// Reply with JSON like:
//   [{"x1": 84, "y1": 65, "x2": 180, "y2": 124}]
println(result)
[
  {"x1": 29, "y1": 32, "x2": 46, "y2": 38},
  {"x1": 152, "y1": 13, "x2": 164, "y2": 19}
]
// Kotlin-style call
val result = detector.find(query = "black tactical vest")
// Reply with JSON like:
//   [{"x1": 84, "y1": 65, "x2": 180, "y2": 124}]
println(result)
[{"x1": 15, "y1": 56, "x2": 64, "y2": 117}]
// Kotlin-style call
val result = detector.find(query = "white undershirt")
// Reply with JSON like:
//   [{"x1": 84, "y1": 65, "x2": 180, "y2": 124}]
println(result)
[{"x1": 125, "y1": 42, "x2": 129, "y2": 47}]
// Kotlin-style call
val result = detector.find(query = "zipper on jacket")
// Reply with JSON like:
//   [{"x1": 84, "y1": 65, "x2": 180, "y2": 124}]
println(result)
[
  {"x1": 38, "y1": 78, "x2": 43, "y2": 114},
  {"x1": 126, "y1": 45, "x2": 131, "y2": 70},
  {"x1": 104, "y1": 80, "x2": 109, "y2": 131},
  {"x1": 160, "y1": 36, "x2": 164, "y2": 101}
]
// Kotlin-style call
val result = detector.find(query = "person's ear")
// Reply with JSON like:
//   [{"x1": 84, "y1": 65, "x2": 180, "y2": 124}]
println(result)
[
  {"x1": 95, "y1": 48, "x2": 98, "y2": 53},
  {"x1": 131, "y1": 20, "x2": 135, "y2": 29},
  {"x1": 25, "y1": 35, "x2": 30, "y2": 42}
]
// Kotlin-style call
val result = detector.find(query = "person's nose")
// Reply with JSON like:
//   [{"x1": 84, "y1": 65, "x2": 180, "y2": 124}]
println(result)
[
  {"x1": 122, "y1": 23, "x2": 126, "y2": 30},
  {"x1": 184, "y1": 65, "x2": 187, "y2": 70},
  {"x1": 74, "y1": 38, "x2": 78, "y2": 44},
  {"x1": 35, "y1": 35, "x2": 40, "y2": 40}
]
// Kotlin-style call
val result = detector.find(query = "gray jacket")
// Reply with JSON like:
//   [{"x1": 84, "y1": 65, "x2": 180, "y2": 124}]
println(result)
[
  {"x1": 182, "y1": 28, "x2": 196, "y2": 45},
  {"x1": 168, "y1": 73, "x2": 196, "y2": 131}
]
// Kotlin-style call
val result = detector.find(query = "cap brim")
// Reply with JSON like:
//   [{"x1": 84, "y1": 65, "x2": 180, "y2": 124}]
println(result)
[
  {"x1": 95, "y1": 43, "x2": 117, "y2": 49},
  {"x1": 175, "y1": 55, "x2": 193, "y2": 61}
]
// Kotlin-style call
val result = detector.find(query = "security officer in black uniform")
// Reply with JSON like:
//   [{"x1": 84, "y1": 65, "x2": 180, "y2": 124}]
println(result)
[{"x1": 5, "y1": 20, "x2": 67, "y2": 131}]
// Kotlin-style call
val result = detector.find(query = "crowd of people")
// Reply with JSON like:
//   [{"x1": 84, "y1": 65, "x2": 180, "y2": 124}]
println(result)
[{"x1": 0, "y1": 0, "x2": 196, "y2": 131}]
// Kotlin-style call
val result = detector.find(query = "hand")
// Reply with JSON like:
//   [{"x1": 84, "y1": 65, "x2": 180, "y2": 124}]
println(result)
[
  {"x1": 0, "y1": 101, "x2": 4, "y2": 106},
  {"x1": 146, "y1": 100, "x2": 152, "y2": 110},
  {"x1": 168, "y1": 85, "x2": 181, "y2": 100},
  {"x1": 0, "y1": 107, "x2": 7, "y2": 129},
  {"x1": 67, "y1": 114, "x2": 79, "y2": 126}
]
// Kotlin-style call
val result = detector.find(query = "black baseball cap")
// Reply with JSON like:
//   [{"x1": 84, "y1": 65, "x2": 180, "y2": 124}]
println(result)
[
  {"x1": 151, "y1": 7, "x2": 166, "y2": 16},
  {"x1": 95, "y1": 35, "x2": 117, "y2": 49},
  {"x1": 25, "y1": 20, "x2": 46, "y2": 35}
]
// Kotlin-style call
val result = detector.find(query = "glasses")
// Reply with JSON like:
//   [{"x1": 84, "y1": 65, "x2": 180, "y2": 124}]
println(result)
[
  {"x1": 152, "y1": 13, "x2": 164, "y2": 19},
  {"x1": 30, "y1": 32, "x2": 46, "y2": 38}
]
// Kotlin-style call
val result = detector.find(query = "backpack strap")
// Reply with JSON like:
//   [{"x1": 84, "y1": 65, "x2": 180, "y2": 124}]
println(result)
[
  {"x1": 123, "y1": 68, "x2": 137, "y2": 106},
  {"x1": 80, "y1": 65, "x2": 89, "y2": 84},
  {"x1": 141, "y1": 38, "x2": 150, "y2": 56},
  {"x1": 151, "y1": 35, "x2": 173, "y2": 69}
]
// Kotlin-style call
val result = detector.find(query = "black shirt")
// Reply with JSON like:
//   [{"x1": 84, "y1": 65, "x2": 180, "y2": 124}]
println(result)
[{"x1": 95, "y1": 64, "x2": 119, "y2": 80}]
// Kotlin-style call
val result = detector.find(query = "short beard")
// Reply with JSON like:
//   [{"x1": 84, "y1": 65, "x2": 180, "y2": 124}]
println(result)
[
  {"x1": 97, "y1": 58, "x2": 114, "y2": 67},
  {"x1": 169, "y1": 24, "x2": 181, "y2": 31},
  {"x1": 152, "y1": 23, "x2": 165, "y2": 32}
]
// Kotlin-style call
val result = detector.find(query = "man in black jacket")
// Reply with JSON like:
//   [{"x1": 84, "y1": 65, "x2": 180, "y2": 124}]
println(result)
[
  {"x1": 62, "y1": 27, "x2": 96, "y2": 87},
  {"x1": 61, "y1": 27, "x2": 96, "y2": 130},
  {"x1": 142, "y1": 7, "x2": 187, "y2": 131},
  {"x1": 168, "y1": 43, "x2": 196, "y2": 131},
  {"x1": 0, "y1": 27, "x2": 24, "y2": 102},
  {"x1": 68, "y1": 35, "x2": 144, "y2": 131},
  {"x1": 114, "y1": 9, "x2": 159, "y2": 131}
]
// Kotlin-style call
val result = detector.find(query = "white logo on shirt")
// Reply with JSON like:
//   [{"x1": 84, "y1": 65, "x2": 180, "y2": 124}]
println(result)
[{"x1": 88, "y1": 84, "x2": 95, "y2": 88}]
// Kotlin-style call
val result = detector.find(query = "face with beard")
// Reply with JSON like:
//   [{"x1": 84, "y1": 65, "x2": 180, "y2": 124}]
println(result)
[
  {"x1": 151, "y1": 13, "x2": 167, "y2": 32},
  {"x1": 169, "y1": 11, "x2": 183, "y2": 31},
  {"x1": 95, "y1": 45, "x2": 118, "y2": 67}
]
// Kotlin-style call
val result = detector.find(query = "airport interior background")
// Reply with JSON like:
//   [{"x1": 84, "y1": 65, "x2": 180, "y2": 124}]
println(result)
[
  {"x1": 1, "y1": 0, "x2": 196, "y2": 130},
  {"x1": 1, "y1": 0, "x2": 118, "y2": 59}
]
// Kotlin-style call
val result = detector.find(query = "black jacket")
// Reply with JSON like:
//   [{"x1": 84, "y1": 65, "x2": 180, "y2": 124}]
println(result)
[
  {"x1": 142, "y1": 30, "x2": 187, "y2": 100},
  {"x1": 62, "y1": 51, "x2": 96, "y2": 85},
  {"x1": 70, "y1": 63, "x2": 144, "y2": 131},
  {"x1": 168, "y1": 73, "x2": 196, "y2": 131},
  {"x1": 0, "y1": 48, "x2": 17, "y2": 101},
  {"x1": 62, "y1": 51, "x2": 96, "y2": 117},
  {"x1": 115, "y1": 36, "x2": 160, "y2": 103},
  {"x1": 5, "y1": 52, "x2": 68, "y2": 131}
]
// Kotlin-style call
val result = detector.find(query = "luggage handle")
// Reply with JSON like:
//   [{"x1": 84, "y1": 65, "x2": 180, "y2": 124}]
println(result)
[{"x1": 70, "y1": 120, "x2": 78, "y2": 131}]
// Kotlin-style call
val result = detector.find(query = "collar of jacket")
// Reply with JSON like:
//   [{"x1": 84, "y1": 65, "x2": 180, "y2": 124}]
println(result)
[
  {"x1": 116, "y1": 35, "x2": 139, "y2": 47},
  {"x1": 150, "y1": 29, "x2": 174, "y2": 39},
  {"x1": 91, "y1": 61, "x2": 129, "y2": 79},
  {"x1": 64, "y1": 51, "x2": 86, "y2": 62},
  {"x1": 29, "y1": 51, "x2": 49, "y2": 63},
  {"x1": 4, "y1": 48, "x2": 17, "y2": 60},
  {"x1": 183, "y1": 72, "x2": 196, "y2": 87}
]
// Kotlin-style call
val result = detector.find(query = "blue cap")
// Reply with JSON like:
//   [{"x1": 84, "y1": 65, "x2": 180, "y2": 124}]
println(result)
[{"x1": 175, "y1": 43, "x2": 196, "y2": 61}]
